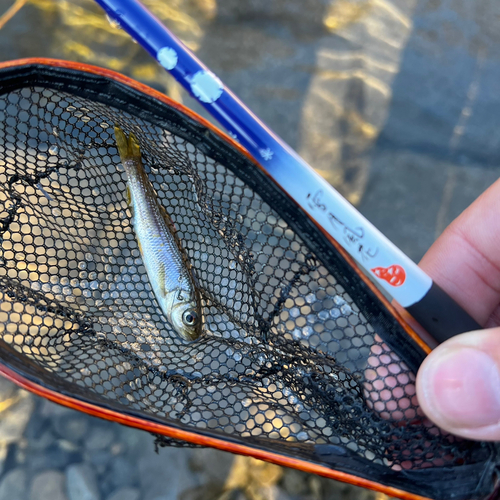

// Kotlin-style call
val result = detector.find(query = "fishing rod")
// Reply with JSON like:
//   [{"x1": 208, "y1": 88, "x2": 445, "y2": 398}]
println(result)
[{"x1": 92, "y1": 0, "x2": 480, "y2": 344}]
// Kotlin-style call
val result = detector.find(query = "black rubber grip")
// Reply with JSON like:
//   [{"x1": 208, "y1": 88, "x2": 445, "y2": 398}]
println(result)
[{"x1": 406, "y1": 281, "x2": 482, "y2": 344}]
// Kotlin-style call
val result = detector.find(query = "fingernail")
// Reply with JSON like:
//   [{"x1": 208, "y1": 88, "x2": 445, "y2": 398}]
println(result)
[{"x1": 421, "y1": 347, "x2": 500, "y2": 429}]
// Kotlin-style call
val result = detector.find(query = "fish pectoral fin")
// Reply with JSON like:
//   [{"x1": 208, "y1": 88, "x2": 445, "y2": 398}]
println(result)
[{"x1": 158, "y1": 262, "x2": 167, "y2": 297}]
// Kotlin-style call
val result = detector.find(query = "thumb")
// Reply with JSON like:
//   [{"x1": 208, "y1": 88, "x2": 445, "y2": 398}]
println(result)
[{"x1": 416, "y1": 328, "x2": 500, "y2": 440}]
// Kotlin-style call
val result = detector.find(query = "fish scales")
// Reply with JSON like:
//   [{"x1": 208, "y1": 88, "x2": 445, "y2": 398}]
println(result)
[{"x1": 126, "y1": 161, "x2": 191, "y2": 294}]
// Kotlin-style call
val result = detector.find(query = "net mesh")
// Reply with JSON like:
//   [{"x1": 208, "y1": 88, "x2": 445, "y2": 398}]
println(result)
[{"x1": 0, "y1": 84, "x2": 491, "y2": 482}]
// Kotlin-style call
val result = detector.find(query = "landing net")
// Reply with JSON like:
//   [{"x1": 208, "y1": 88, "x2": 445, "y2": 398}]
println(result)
[{"x1": 0, "y1": 64, "x2": 496, "y2": 500}]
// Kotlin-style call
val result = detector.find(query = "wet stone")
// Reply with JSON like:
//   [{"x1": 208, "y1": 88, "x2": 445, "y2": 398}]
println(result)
[
  {"x1": 250, "y1": 486, "x2": 288, "y2": 500},
  {"x1": 84, "y1": 427, "x2": 115, "y2": 452},
  {"x1": 27, "y1": 443, "x2": 81, "y2": 472},
  {"x1": 117, "y1": 427, "x2": 142, "y2": 453},
  {"x1": 274, "y1": 488, "x2": 292, "y2": 500},
  {"x1": 189, "y1": 448, "x2": 234, "y2": 485},
  {"x1": 280, "y1": 469, "x2": 311, "y2": 497},
  {"x1": 106, "y1": 456, "x2": 138, "y2": 491},
  {"x1": 58, "y1": 440, "x2": 80, "y2": 453},
  {"x1": 23, "y1": 406, "x2": 49, "y2": 441},
  {"x1": 66, "y1": 463, "x2": 100, "y2": 500},
  {"x1": 178, "y1": 484, "x2": 227, "y2": 500},
  {"x1": 216, "y1": 490, "x2": 246, "y2": 500},
  {"x1": 30, "y1": 469, "x2": 68, "y2": 500},
  {"x1": 24, "y1": 428, "x2": 54, "y2": 452},
  {"x1": 3, "y1": 442, "x2": 18, "y2": 471},
  {"x1": 106, "y1": 487, "x2": 140, "y2": 500},
  {"x1": 138, "y1": 438, "x2": 198, "y2": 500},
  {"x1": 0, "y1": 444, "x2": 8, "y2": 477},
  {"x1": 322, "y1": 478, "x2": 380, "y2": 500},
  {"x1": 0, "y1": 393, "x2": 34, "y2": 446},
  {"x1": 55, "y1": 416, "x2": 89, "y2": 443},
  {"x1": 0, "y1": 467, "x2": 27, "y2": 500},
  {"x1": 83, "y1": 449, "x2": 113, "y2": 470},
  {"x1": 0, "y1": 376, "x2": 16, "y2": 401}
]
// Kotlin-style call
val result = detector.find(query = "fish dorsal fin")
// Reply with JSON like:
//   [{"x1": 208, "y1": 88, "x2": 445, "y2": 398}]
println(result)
[
  {"x1": 126, "y1": 184, "x2": 132, "y2": 206},
  {"x1": 159, "y1": 204, "x2": 177, "y2": 236}
]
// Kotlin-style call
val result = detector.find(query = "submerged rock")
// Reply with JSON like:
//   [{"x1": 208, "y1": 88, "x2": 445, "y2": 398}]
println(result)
[
  {"x1": 0, "y1": 468, "x2": 27, "y2": 500},
  {"x1": 66, "y1": 463, "x2": 100, "y2": 500},
  {"x1": 0, "y1": 392, "x2": 34, "y2": 446},
  {"x1": 106, "y1": 487, "x2": 140, "y2": 500},
  {"x1": 30, "y1": 470, "x2": 68, "y2": 500}
]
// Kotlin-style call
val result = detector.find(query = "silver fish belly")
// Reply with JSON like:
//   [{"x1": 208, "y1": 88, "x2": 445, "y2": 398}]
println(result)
[{"x1": 114, "y1": 126, "x2": 201, "y2": 341}]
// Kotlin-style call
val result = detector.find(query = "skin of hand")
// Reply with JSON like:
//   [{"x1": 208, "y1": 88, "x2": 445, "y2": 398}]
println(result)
[{"x1": 415, "y1": 176, "x2": 500, "y2": 441}]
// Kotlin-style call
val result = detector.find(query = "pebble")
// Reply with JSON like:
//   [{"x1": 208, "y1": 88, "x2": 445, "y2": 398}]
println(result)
[
  {"x1": 84, "y1": 427, "x2": 115, "y2": 452},
  {"x1": 260, "y1": 486, "x2": 291, "y2": 500},
  {"x1": 83, "y1": 449, "x2": 113, "y2": 469},
  {"x1": 281, "y1": 469, "x2": 311, "y2": 497},
  {"x1": 0, "y1": 444, "x2": 8, "y2": 477},
  {"x1": 177, "y1": 484, "x2": 226, "y2": 500},
  {"x1": 66, "y1": 464, "x2": 100, "y2": 500},
  {"x1": 0, "y1": 393, "x2": 34, "y2": 445},
  {"x1": 106, "y1": 487, "x2": 140, "y2": 500},
  {"x1": 106, "y1": 456, "x2": 137, "y2": 491},
  {"x1": 25, "y1": 429, "x2": 54, "y2": 452},
  {"x1": 322, "y1": 478, "x2": 377, "y2": 500},
  {"x1": 58, "y1": 440, "x2": 80, "y2": 453},
  {"x1": 116, "y1": 427, "x2": 142, "y2": 453},
  {"x1": 138, "y1": 436, "x2": 198, "y2": 500},
  {"x1": 0, "y1": 377, "x2": 16, "y2": 401},
  {"x1": 28, "y1": 444, "x2": 81, "y2": 472},
  {"x1": 30, "y1": 470, "x2": 68, "y2": 500},
  {"x1": 189, "y1": 448, "x2": 234, "y2": 485},
  {"x1": 0, "y1": 468, "x2": 27, "y2": 500},
  {"x1": 55, "y1": 417, "x2": 89, "y2": 443}
]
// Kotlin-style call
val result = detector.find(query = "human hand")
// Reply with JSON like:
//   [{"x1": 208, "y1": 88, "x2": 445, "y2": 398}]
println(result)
[{"x1": 416, "y1": 176, "x2": 500, "y2": 440}]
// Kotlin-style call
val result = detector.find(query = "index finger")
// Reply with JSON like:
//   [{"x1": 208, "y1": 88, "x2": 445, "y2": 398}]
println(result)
[{"x1": 419, "y1": 177, "x2": 500, "y2": 327}]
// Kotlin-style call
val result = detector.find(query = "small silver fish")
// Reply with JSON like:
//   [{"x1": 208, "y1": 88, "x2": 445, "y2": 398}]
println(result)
[{"x1": 114, "y1": 126, "x2": 201, "y2": 341}]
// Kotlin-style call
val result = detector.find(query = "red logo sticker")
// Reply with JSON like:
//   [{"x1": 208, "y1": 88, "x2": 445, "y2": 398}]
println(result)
[{"x1": 371, "y1": 265, "x2": 406, "y2": 287}]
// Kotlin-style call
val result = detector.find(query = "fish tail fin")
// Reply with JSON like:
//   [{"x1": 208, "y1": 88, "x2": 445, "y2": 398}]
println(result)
[{"x1": 114, "y1": 125, "x2": 142, "y2": 163}]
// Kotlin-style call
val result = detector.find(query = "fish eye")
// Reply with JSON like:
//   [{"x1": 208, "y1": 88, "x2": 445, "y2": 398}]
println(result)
[{"x1": 182, "y1": 310, "x2": 198, "y2": 327}]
